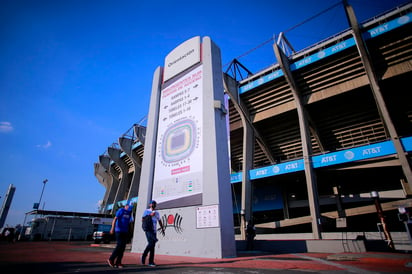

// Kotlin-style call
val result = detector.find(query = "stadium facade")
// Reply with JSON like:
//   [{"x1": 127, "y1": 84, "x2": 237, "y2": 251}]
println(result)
[{"x1": 94, "y1": 2, "x2": 412, "y2": 241}]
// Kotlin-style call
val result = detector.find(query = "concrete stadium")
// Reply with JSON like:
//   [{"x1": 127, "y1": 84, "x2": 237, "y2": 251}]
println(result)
[{"x1": 94, "y1": 2, "x2": 412, "y2": 252}]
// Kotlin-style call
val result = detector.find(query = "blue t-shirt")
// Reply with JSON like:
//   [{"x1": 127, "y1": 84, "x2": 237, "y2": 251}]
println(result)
[{"x1": 115, "y1": 207, "x2": 133, "y2": 233}]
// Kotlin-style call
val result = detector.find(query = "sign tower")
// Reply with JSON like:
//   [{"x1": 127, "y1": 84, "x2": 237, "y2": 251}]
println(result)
[{"x1": 131, "y1": 36, "x2": 236, "y2": 258}]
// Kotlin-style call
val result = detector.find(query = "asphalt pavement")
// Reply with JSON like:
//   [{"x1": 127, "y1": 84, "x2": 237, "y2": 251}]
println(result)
[{"x1": 0, "y1": 241, "x2": 411, "y2": 273}]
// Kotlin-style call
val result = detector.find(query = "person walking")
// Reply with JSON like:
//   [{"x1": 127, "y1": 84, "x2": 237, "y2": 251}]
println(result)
[
  {"x1": 246, "y1": 220, "x2": 256, "y2": 251},
  {"x1": 107, "y1": 203, "x2": 134, "y2": 268},
  {"x1": 141, "y1": 200, "x2": 164, "y2": 267}
]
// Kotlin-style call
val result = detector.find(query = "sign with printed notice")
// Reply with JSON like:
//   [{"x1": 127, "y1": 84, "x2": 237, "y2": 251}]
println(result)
[
  {"x1": 196, "y1": 204, "x2": 219, "y2": 228},
  {"x1": 152, "y1": 65, "x2": 204, "y2": 209},
  {"x1": 133, "y1": 36, "x2": 236, "y2": 259}
]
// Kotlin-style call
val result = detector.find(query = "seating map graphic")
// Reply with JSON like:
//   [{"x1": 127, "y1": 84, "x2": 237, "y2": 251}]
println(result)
[{"x1": 162, "y1": 119, "x2": 196, "y2": 163}]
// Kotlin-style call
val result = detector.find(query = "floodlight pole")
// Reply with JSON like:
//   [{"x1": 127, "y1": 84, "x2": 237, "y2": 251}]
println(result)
[
  {"x1": 35, "y1": 179, "x2": 48, "y2": 218},
  {"x1": 38, "y1": 179, "x2": 48, "y2": 210}
]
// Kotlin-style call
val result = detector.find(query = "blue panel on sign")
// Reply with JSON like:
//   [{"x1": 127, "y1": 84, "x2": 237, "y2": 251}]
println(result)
[
  {"x1": 312, "y1": 141, "x2": 395, "y2": 168},
  {"x1": 364, "y1": 12, "x2": 412, "y2": 39},
  {"x1": 290, "y1": 38, "x2": 356, "y2": 71},
  {"x1": 239, "y1": 70, "x2": 284, "y2": 94},
  {"x1": 250, "y1": 159, "x2": 304, "y2": 180},
  {"x1": 229, "y1": 137, "x2": 411, "y2": 183},
  {"x1": 230, "y1": 172, "x2": 242, "y2": 183},
  {"x1": 402, "y1": 136, "x2": 412, "y2": 152}
]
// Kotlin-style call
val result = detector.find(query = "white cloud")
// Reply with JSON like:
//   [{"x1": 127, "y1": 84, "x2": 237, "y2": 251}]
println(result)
[
  {"x1": 36, "y1": 140, "x2": 52, "y2": 149},
  {"x1": 0, "y1": 121, "x2": 13, "y2": 133}
]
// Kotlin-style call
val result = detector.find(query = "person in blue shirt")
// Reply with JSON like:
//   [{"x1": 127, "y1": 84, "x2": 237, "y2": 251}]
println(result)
[
  {"x1": 141, "y1": 200, "x2": 164, "y2": 267},
  {"x1": 107, "y1": 203, "x2": 134, "y2": 268}
]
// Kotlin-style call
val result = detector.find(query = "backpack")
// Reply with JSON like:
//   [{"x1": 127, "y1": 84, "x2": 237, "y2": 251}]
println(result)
[{"x1": 142, "y1": 215, "x2": 153, "y2": 232}]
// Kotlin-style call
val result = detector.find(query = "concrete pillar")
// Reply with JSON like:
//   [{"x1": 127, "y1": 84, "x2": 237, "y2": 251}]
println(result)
[
  {"x1": 99, "y1": 154, "x2": 119, "y2": 211},
  {"x1": 133, "y1": 124, "x2": 146, "y2": 145},
  {"x1": 241, "y1": 122, "x2": 254, "y2": 239},
  {"x1": 107, "y1": 147, "x2": 131, "y2": 204},
  {"x1": 93, "y1": 162, "x2": 112, "y2": 213},
  {"x1": 118, "y1": 136, "x2": 142, "y2": 201},
  {"x1": 0, "y1": 184, "x2": 16, "y2": 228},
  {"x1": 274, "y1": 40, "x2": 322, "y2": 239},
  {"x1": 223, "y1": 74, "x2": 254, "y2": 240},
  {"x1": 343, "y1": 0, "x2": 412, "y2": 190}
]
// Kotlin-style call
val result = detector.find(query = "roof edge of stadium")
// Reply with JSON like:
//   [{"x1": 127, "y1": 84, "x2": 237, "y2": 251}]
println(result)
[{"x1": 239, "y1": 2, "x2": 412, "y2": 86}]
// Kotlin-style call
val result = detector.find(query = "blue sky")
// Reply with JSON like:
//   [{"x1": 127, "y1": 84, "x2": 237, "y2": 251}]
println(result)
[{"x1": 0, "y1": 0, "x2": 408, "y2": 227}]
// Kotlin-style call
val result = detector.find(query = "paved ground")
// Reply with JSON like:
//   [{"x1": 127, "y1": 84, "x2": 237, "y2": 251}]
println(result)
[{"x1": 0, "y1": 241, "x2": 411, "y2": 273}]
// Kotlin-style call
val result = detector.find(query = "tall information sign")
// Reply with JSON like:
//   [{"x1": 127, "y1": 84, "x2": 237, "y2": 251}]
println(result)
[{"x1": 131, "y1": 36, "x2": 236, "y2": 258}]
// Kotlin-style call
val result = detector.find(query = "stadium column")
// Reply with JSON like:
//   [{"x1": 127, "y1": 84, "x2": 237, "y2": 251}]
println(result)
[
  {"x1": 118, "y1": 136, "x2": 142, "y2": 201},
  {"x1": 0, "y1": 184, "x2": 16, "y2": 228},
  {"x1": 93, "y1": 162, "x2": 112, "y2": 213},
  {"x1": 343, "y1": 0, "x2": 412, "y2": 190},
  {"x1": 223, "y1": 74, "x2": 254, "y2": 240},
  {"x1": 133, "y1": 124, "x2": 146, "y2": 145},
  {"x1": 273, "y1": 39, "x2": 322, "y2": 239},
  {"x1": 99, "y1": 154, "x2": 119, "y2": 213},
  {"x1": 108, "y1": 147, "x2": 131, "y2": 205}
]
